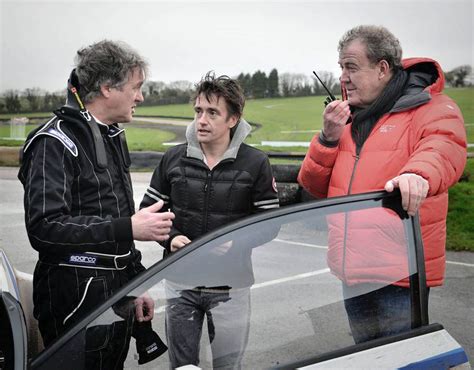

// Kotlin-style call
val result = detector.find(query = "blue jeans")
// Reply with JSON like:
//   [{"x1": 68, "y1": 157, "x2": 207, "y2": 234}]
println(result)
[{"x1": 343, "y1": 283, "x2": 430, "y2": 344}]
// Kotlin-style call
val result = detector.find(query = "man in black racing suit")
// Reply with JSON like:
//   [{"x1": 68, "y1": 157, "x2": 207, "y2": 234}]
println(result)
[{"x1": 18, "y1": 40, "x2": 173, "y2": 369}]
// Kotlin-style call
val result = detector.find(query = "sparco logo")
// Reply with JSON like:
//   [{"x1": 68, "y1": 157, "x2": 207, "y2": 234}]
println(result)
[{"x1": 69, "y1": 255, "x2": 97, "y2": 264}]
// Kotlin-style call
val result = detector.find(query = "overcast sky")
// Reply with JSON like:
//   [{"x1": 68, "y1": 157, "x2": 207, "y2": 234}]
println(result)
[{"x1": 1, "y1": 0, "x2": 472, "y2": 93}]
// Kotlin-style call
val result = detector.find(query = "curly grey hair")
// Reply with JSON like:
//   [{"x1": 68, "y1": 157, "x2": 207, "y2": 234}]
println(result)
[
  {"x1": 74, "y1": 40, "x2": 148, "y2": 103},
  {"x1": 338, "y1": 25, "x2": 403, "y2": 71}
]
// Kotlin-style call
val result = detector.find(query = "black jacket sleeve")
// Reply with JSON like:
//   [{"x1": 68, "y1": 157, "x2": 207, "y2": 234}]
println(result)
[
  {"x1": 242, "y1": 153, "x2": 280, "y2": 248},
  {"x1": 251, "y1": 155, "x2": 280, "y2": 213},
  {"x1": 20, "y1": 137, "x2": 133, "y2": 255},
  {"x1": 139, "y1": 152, "x2": 184, "y2": 253}
]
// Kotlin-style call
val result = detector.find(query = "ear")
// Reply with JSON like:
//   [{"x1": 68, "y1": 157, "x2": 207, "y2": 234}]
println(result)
[
  {"x1": 100, "y1": 84, "x2": 112, "y2": 98},
  {"x1": 378, "y1": 60, "x2": 391, "y2": 80},
  {"x1": 227, "y1": 115, "x2": 239, "y2": 129}
]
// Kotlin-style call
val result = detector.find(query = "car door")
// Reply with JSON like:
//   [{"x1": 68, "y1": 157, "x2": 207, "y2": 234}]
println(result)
[
  {"x1": 0, "y1": 250, "x2": 28, "y2": 370},
  {"x1": 30, "y1": 190, "x2": 469, "y2": 369}
]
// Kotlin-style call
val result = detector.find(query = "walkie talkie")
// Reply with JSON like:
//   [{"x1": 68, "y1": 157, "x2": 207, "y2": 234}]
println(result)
[{"x1": 312, "y1": 71, "x2": 336, "y2": 107}]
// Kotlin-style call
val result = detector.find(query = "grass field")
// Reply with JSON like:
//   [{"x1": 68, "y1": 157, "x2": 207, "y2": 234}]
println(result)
[
  {"x1": 136, "y1": 95, "x2": 334, "y2": 148},
  {"x1": 447, "y1": 158, "x2": 474, "y2": 251},
  {"x1": 0, "y1": 120, "x2": 174, "y2": 148},
  {"x1": 1, "y1": 87, "x2": 472, "y2": 151},
  {"x1": 125, "y1": 127, "x2": 175, "y2": 151},
  {"x1": 0, "y1": 112, "x2": 51, "y2": 120},
  {"x1": 445, "y1": 87, "x2": 474, "y2": 146},
  {"x1": 0, "y1": 124, "x2": 37, "y2": 146},
  {"x1": 134, "y1": 87, "x2": 473, "y2": 148}
]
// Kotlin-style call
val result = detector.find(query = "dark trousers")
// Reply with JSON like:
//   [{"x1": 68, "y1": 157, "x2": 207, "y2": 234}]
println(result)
[
  {"x1": 343, "y1": 283, "x2": 430, "y2": 344},
  {"x1": 33, "y1": 261, "x2": 133, "y2": 369},
  {"x1": 165, "y1": 284, "x2": 250, "y2": 369}
]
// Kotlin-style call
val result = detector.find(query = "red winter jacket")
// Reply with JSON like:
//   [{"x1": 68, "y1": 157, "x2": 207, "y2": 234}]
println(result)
[{"x1": 298, "y1": 58, "x2": 467, "y2": 287}]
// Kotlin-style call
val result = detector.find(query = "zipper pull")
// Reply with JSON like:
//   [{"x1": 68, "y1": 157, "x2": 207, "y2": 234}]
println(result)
[{"x1": 204, "y1": 172, "x2": 211, "y2": 192}]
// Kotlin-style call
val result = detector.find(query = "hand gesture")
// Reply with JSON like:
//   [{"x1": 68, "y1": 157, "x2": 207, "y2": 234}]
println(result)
[
  {"x1": 170, "y1": 235, "x2": 191, "y2": 252},
  {"x1": 132, "y1": 200, "x2": 174, "y2": 241},
  {"x1": 385, "y1": 173, "x2": 429, "y2": 216},
  {"x1": 134, "y1": 292, "x2": 154, "y2": 322},
  {"x1": 322, "y1": 100, "x2": 351, "y2": 141}
]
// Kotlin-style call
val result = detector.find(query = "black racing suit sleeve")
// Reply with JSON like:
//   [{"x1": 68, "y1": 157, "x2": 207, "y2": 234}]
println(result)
[
  {"x1": 21, "y1": 136, "x2": 133, "y2": 255},
  {"x1": 139, "y1": 152, "x2": 183, "y2": 253}
]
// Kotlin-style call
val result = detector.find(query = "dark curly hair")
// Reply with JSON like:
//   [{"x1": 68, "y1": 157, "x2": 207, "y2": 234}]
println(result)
[{"x1": 193, "y1": 71, "x2": 245, "y2": 120}]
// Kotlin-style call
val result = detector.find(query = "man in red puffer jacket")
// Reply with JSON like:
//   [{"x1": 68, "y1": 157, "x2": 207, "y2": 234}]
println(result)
[{"x1": 298, "y1": 25, "x2": 467, "y2": 343}]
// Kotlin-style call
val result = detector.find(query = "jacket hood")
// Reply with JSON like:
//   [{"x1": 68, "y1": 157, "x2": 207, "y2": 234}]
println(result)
[
  {"x1": 185, "y1": 118, "x2": 252, "y2": 161},
  {"x1": 391, "y1": 58, "x2": 445, "y2": 112},
  {"x1": 402, "y1": 57, "x2": 445, "y2": 94}
]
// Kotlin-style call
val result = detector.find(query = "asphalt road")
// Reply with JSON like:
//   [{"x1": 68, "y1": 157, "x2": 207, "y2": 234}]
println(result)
[{"x1": 0, "y1": 166, "x2": 472, "y2": 365}]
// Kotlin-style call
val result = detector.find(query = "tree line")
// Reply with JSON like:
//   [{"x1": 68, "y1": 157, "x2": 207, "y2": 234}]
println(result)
[{"x1": 1, "y1": 65, "x2": 471, "y2": 114}]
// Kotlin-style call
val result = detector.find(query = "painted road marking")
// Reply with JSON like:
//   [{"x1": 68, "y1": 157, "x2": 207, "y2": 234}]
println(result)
[
  {"x1": 152, "y1": 240, "x2": 473, "y2": 314},
  {"x1": 275, "y1": 239, "x2": 474, "y2": 268}
]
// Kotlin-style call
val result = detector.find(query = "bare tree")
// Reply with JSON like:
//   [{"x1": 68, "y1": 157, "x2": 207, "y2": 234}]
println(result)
[
  {"x1": 279, "y1": 73, "x2": 313, "y2": 97},
  {"x1": 279, "y1": 73, "x2": 292, "y2": 97},
  {"x1": 144, "y1": 81, "x2": 166, "y2": 97},
  {"x1": 168, "y1": 80, "x2": 193, "y2": 92},
  {"x1": 312, "y1": 71, "x2": 337, "y2": 96},
  {"x1": 445, "y1": 65, "x2": 472, "y2": 87},
  {"x1": 4, "y1": 90, "x2": 22, "y2": 113},
  {"x1": 24, "y1": 87, "x2": 43, "y2": 112}
]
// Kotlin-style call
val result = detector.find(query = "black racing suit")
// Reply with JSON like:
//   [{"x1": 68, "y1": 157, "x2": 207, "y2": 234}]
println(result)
[{"x1": 18, "y1": 98, "x2": 143, "y2": 369}]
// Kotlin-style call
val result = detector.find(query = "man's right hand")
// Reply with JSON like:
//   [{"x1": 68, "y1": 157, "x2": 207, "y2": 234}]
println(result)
[
  {"x1": 170, "y1": 235, "x2": 191, "y2": 252},
  {"x1": 322, "y1": 100, "x2": 351, "y2": 142},
  {"x1": 132, "y1": 200, "x2": 174, "y2": 241}
]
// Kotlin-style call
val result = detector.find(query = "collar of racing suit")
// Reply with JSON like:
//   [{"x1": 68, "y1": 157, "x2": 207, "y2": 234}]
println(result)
[{"x1": 53, "y1": 69, "x2": 131, "y2": 169}]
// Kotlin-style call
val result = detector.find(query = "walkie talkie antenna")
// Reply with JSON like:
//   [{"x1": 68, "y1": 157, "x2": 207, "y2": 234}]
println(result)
[{"x1": 312, "y1": 70, "x2": 336, "y2": 102}]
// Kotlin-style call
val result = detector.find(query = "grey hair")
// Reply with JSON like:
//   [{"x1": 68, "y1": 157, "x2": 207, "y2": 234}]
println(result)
[
  {"x1": 338, "y1": 25, "x2": 403, "y2": 70},
  {"x1": 74, "y1": 40, "x2": 148, "y2": 103}
]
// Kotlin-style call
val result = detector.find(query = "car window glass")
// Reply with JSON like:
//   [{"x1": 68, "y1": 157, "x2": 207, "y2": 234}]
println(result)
[{"x1": 36, "y1": 195, "x2": 419, "y2": 369}]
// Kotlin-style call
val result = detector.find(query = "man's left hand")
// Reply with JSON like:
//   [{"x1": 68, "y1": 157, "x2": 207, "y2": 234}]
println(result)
[
  {"x1": 384, "y1": 173, "x2": 429, "y2": 216},
  {"x1": 134, "y1": 293, "x2": 155, "y2": 322}
]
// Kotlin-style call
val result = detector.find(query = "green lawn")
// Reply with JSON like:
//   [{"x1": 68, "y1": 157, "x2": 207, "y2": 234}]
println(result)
[
  {"x1": 2, "y1": 88, "x2": 472, "y2": 151},
  {"x1": 0, "y1": 121, "x2": 174, "y2": 150},
  {"x1": 135, "y1": 95, "x2": 331, "y2": 145},
  {"x1": 136, "y1": 104, "x2": 194, "y2": 118},
  {"x1": 445, "y1": 87, "x2": 474, "y2": 143},
  {"x1": 0, "y1": 112, "x2": 51, "y2": 120},
  {"x1": 125, "y1": 127, "x2": 175, "y2": 151},
  {"x1": 135, "y1": 88, "x2": 473, "y2": 148},
  {"x1": 0, "y1": 124, "x2": 37, "y2": 146},
  {"x1": 447, "y1": 158, "x2": 474, "y2": 251}
]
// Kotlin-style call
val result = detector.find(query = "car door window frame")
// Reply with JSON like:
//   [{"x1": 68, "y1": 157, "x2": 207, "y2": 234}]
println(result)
[{"x1": 31, "y1": 190, "x2": 429, "y2": 368}]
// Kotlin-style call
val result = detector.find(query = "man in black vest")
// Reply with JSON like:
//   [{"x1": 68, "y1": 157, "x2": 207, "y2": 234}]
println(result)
[{"x1": 140, "y1": 72, "x2": 280, "y2": 368}]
